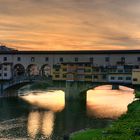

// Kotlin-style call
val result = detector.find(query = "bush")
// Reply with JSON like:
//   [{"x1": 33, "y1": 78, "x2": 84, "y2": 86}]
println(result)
[
  {"x1": 70, "y1": 97, "x2": 140, "y2": 140},
  {"x1": 135, "y1": 91, "x2": 140, "y2": 99},
  {"x1": 70, "y1": 129, "x2": 102, "y2": 140}
]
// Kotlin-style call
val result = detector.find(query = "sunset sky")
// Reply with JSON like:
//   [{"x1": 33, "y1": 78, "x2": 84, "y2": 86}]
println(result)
[{"x1": 0, "y1": 0, "x2": 140, "y2": 50}]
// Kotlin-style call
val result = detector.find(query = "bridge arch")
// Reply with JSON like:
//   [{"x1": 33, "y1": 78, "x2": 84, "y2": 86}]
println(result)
[
  {"x1": 93, "y1": 84, "x2": 134, "y2": 91},
  {"x1": 13, "y1": 64, "x2": 25, "y2": 77},
  {"x1": 40, "y1": 64, "x2": 51, "y2": 77},
  {"x1": 26, "y1": 64, "x2": 39, "y2": 76},
  {"x1": 79, "y1": 83, "x2": 135, "y2": 101}
]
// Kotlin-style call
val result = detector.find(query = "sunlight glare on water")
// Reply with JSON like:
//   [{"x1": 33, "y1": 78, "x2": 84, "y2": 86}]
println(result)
[
  {"x1": 20, "y1": 90, "x2": 65, "y2": 112},
  {"x1": 19, "y1": 90, "x2": 65, "y2": 139},
  {"x1": 87, "y1": 86, "x2": 135, "y2": 119}
]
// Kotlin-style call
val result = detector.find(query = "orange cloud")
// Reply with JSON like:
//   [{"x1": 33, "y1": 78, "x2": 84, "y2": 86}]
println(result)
[{"x1": 0, "y1": 0, "x2": 140, "y2": 50}]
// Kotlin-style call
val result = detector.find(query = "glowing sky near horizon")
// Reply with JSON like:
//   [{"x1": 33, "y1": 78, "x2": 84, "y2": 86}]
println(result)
[{"x1": 0, "y1": 0, "x2": 140, "y2": 50}]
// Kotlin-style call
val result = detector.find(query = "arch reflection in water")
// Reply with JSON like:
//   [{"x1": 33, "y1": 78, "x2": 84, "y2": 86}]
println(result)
[
  {"x1": 20, "y1": 90, "x2": 65, "y2": 112},
  {"x1": 28, "y1": 111, "x2": 55, "y2": 139},
  {"x1": 41, "y1": 111, "x2": 55, "y2": 138},
  {"x1": 20, "y1": 90, "x2": 65, "y2": 139},
  {"x1": 87, "y1": 86, "x2": 135, "y2": 119},
  {"x1": 27, "y1": 111, "x2": 41, "y2": 139}
]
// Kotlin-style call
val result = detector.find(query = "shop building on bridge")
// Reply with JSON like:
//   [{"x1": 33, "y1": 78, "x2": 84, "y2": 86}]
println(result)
[{"x1": 0, "y1": 45, "x2": 140, "y2": 84}]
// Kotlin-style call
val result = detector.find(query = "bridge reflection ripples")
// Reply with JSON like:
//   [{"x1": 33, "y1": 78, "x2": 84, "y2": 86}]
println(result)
[
  {"x1": 27, "y1": 111, "x2": 55, "y2": 139},
  {"x1": 20, "y1": 90, "x2": 65, "y2": 112},
  {"x1": 20, "y1": 90, "x2": 65, "y2": 139}
]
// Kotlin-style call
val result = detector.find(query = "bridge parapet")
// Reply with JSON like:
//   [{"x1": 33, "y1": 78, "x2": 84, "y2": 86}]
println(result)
[{"x1": 1, "y1": 75, "x2": 53, "y2": 92}]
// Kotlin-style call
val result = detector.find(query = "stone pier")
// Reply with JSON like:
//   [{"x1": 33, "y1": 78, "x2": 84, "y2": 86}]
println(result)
[{"x1": 112, "y1": 84, "x2": 119, "y2": 90}]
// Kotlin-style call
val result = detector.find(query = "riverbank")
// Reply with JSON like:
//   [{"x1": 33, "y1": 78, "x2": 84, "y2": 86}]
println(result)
[{"x1": 70, "y1": 91, "x2": 140, "y2": 140}]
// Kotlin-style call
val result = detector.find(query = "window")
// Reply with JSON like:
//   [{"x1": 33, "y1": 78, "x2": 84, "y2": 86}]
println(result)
[
  {"x1": 102, "y1": 75, "x2": 106, "y2": 80},
  {"x1": 60, "y1": 57, "x2": 63, "y2": 62},
  {"x1": 125, "y1": 69, "x2": 132, "y2": 73},
  {"x1": 75, "y1": 57, "x2": 78, "y2": 62},
  {"x1": 69, "y1": 64, "x2": 74, "y2": 66},
  {"x1": 94, "y1": 75, "x2": 98, "y2": 79},
  {"x1": 133, "y1": 78, "x2": 138, "y2": 81},
  {"x1": 101, "y1": 68, "x2": 107, "y2": 72},
  {"x1": 0, "y1": 73, "x2": 1, "y2": 76},
  {"x1": 63, "y1": 74, "x2": 66, "y2": 78},
  {"x1": 55, "y1": 68, "x2": 60, "y2": 72},
  {"x1": 118, "y1": 69, "x2": 123, "y2": 73},
  {"x1": 3, "y1": 57, "x2": 7, "y2": 61},
  {"x1": 126, "y1": 77, "x2": 131, "y2": 81},
  {"x1": 121, "y1": 57, "x2": 125, "y2": 62},
  {"x1": 63, "y1": 68, "x2": 67, "y2": 71},
  {"x1": 85, "y1": 69, "x2": 91, "y2": 73},
  {"x1": 93, "y1": 68, "x2": 99, "y2": 72},
  {"x1": 111, "y1": 76, "x2": 115, "y2": 80},
  {"x1": 85, "y1": 63, "x2": 91, "y2": 67},
  {"x1": 89, "y1": 57, "x2": 94, "y2": 62},
  {"x1": 77, "y1": 75, "x2": 85, "y2": 80},
  {"x1": 85, "y1": 75, "x2": 92, "y2": 79},
  {"x1": 17, "y1": 57, "x2": 21, "y2": 61},
  {"x1": 62, "y1": 63, "x2": 67, "y2": 66},
  {"x1": 137, "y1": 57, "x2": 140, "y2": 62},
  {"x1": 135, "y1": 65, "x2": 139, "y2": 69},
  {"x1": 45, "y1": 57, "x2": 49, "y2": 62},
  {"x1": 4, "y1": 67, "x2": 7, "y2": 71},
  {"x1": 55, "y1": 75, "x2": 60, "y2": 78},
  {"x1": 78, "y1": 64, "x2": 83, "y2": 66},
  {"x1": 105, "y1": 57, "x2": 110, "y2": 62},
  {"x1": 53, "y1": 64, "x2": 60, "y2": 69},
  {"x1": 4, "y1": 73, "x2": 7, "y2": 77},
  {"x1": 67, "y1": 74, "x2": 74, "y2": 79},
  {"x1": 31, "y1": 57, "x2": 35, "y2": 62},
  {"x1": 118, "y1": 77, "x2": 123, "y2": 80},
  {"x1": 109, "y1": 68, "x2": 116, "y2": 73},
  {"x1": 77, "y1": 69, "x2": 84, "y2": 73}
]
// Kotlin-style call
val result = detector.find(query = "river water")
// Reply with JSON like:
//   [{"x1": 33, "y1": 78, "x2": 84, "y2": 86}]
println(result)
[{"x1": 0, "y1": 85, "x2": 134, "y2": 140}]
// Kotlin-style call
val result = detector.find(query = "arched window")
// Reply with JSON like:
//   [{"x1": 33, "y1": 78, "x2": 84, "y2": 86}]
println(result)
[
  {"x1": 27, "y1": 64, "x2": 39, "y2": 76},
  {"x1": 14, "y1": 64, "x2": 25, "y2": 77},
  {"x1": 41, "y1": 64, "x2": 51, "y2": 77}
]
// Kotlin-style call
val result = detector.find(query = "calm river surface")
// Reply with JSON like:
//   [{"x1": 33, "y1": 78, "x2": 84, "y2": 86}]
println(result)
[{"x1": 0, "y1": 85, "x2": 134, "y2": 140}]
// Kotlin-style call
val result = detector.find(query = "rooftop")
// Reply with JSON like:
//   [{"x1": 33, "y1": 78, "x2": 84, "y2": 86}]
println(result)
[
  {"x1": 0, "y1": 45, "x2": 140, "y2": 54},
  {"x1": 0, "y1": 45, "x2": 15, "y2": 51}
]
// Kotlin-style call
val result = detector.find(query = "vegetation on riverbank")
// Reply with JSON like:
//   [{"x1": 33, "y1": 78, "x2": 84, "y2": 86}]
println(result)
[{"x1": 71, "y1": 91, "x2": 140, "y2": 140}]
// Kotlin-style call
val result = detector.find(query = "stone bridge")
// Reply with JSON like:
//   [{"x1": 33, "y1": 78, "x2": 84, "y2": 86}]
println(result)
[
  {"x1": 0, "y1": 80, "x2": 136, "y2": 99},
  {"x1": 49, "y1": 82, "x2": 135, "y2": 100},
  {"x1": 79, "y1": 82, "x2": 134, "y2": 94},
  {"x1": 0, "y1": 75, "x2": 53, "y2": 95}
]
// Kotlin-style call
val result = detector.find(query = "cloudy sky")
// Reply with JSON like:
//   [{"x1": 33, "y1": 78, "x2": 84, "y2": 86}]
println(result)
[{"x1": 0, "y1": 0, "x2": 140, "y2": 50}]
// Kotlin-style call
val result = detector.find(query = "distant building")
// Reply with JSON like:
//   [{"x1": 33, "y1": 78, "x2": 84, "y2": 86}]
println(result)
[
  {"x1": 0, "y1": 45, "x2": 140, "y2": 84},
  {"x1": 0, "y1": 45, "x2": 15, "y2": 51}
]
